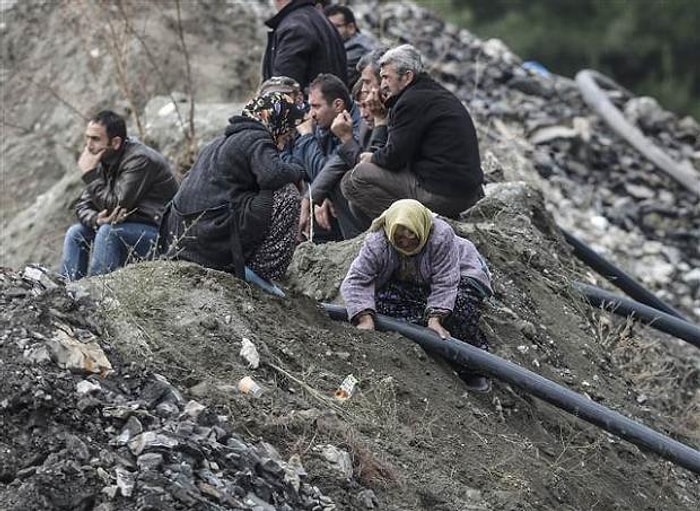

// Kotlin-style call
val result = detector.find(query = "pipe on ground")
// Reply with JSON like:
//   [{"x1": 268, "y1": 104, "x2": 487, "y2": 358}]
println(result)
[
  {"x1": 575, "y1": 69, "x2": 700, "y2": 198},
  {"x1": 574, "y1": 281, "x2": 700, "y2": 349},
  {"x1": 321, "y1": 303, "x2": 700, "y2": 475},
  {"x1": 561, "y1": 229, "x2": 686, "y2": 320}
]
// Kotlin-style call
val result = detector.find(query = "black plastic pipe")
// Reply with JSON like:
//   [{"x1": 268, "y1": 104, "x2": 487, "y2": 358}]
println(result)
[
  {"x1": 574, "y1": 282, "x2": 700, "y2": 349},
  {"x1": 321, "y1": 303, "x2": 700, "y2": 475},
  {"x1": 561, "y1": 229, "x2": 686, "y2": 320}
]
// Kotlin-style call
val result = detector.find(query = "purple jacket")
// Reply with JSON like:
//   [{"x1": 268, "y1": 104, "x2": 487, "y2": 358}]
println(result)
[{"x1": 341, "y1": 217, "x2": 492, "y2": 320}]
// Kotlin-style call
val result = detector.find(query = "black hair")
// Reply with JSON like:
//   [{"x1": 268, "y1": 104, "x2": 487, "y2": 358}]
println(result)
[
  {"x1": 324, "y1": 4, "x2": 356, "y2": 26},
  {"x1": 309, "y1": 73, "x2": 351, "y2": 109},
  {"x1": 91, "y1": 110, "x2": 127, "y2": 140}
]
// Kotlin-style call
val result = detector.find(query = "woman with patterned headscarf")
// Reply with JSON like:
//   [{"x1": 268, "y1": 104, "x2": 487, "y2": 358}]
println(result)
[
  {"x1": 161, "y1": 92, "x2": 307, "y2": 283},
  {"x1": 341, "y1": 199, "x2": 494, "y2": 392}
]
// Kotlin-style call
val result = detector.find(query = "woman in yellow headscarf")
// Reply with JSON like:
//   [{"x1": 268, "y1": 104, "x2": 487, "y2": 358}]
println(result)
[{"x1": 341, "y1": 199, "x2": 493, "y2": 391}]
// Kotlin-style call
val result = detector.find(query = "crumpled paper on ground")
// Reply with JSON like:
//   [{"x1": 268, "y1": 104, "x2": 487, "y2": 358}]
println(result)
[{"x1": 46, "y1": 328, "x2": 113, "y2": 375}]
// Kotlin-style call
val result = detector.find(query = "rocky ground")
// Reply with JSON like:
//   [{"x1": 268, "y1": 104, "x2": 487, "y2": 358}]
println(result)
[{"x1": 1, "y1": 1, "x2": 699, "y2": 510}]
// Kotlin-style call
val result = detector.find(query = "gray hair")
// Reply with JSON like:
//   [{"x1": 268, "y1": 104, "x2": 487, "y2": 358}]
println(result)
[
  {"x1": 378, "y1": 44, "x2": 424, "y2": 75},
  {"x1": 356, "y1": 46, "x2": 388, "y2": 83}
]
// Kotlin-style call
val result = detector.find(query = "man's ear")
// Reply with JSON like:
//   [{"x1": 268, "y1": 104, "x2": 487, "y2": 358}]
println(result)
[
  {"x1": 333, "y1": 98, "x2": 345, "y2": 112},
  {"x1": 110, "y1": 136, "x2": 123, "y2": 151},
  {"x1": 404, "y1": 70, "x2": 415, "y2": 84}
]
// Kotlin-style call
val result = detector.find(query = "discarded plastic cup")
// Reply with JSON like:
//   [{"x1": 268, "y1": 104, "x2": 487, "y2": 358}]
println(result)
[
  {"x1": 238, "y1": 376, "x2": 264, "y2": 398},
  {"x1": 334, "y1": 374, "x2": 358, "y2": 401}
]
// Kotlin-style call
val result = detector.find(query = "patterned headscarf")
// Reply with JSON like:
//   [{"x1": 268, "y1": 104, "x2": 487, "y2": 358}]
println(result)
[
  {"x1": 370, "y1": 199, "x2": 434, "y2": 256},
  {"x1": 242, "y1": 92, "x2": 305, "y2": 138}
]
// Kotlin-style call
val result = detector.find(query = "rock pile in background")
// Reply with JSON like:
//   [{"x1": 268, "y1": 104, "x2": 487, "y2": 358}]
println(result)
[{"x1": 0, "y1": 267, "x2": 336, "y2": 511}]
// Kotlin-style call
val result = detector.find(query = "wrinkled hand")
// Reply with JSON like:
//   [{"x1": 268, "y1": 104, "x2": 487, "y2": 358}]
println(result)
[
  {"x1": 78, "y1": 146, "x2": 104, "y2": 174},
  {"x1": 330, "y1": 110, "x2": 353, "y2": 143},
  {"x1": 428, "y1": 316, "x2": 450, "y2": 339},
  {"x1": 296, "y1": 117, "x2": 314, "y2": 136},
  {"x1": 366, "y1": 89, "x2": 387, "y2": 125},
  {"x1": 356, "y1": 313, "x2": 375, "y2": 331},
  {"x1": 314, "y1": 198, "x2": 336, "y2": 231},
  {"x1": 95, "y1": 206, "x2": 132, "y2": 226},
  {"x1": 298, "y1": 197, "x2": 311, "y2": 241},
  {"x1": 359, "y1": 152, "x2": 373, "y2": 164}
]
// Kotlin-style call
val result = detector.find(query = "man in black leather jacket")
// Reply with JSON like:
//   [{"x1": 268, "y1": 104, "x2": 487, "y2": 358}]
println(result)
[{"x1": 59, "y1": 110, "x2": 177, "y2": 280}]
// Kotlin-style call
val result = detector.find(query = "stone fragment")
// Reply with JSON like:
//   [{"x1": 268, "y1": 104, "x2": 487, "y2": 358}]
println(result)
[
  {"x1": 128, "y1": 431, "x2": 178, "y2": 456},
  {"x1": 115, "y1": 466, "x2": 135, "y2": 497}
]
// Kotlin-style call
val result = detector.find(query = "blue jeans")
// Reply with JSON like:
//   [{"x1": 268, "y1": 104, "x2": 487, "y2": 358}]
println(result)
[{"x1": 59, "y1": 222, "x2": 159, "y2": 280}]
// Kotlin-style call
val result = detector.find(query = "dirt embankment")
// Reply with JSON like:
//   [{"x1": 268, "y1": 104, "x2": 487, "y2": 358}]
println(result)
[
  {"x1": 1, "y1": 1, "x2": 699, "y2": 510},
  {"x1": 2, "y1": 186, "x2": 698, "y2": 510}
]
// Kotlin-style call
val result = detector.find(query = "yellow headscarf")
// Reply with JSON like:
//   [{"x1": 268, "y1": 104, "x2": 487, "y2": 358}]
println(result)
[{"x1": 370, "y1": 199, "x2": 434, "y2": 256}]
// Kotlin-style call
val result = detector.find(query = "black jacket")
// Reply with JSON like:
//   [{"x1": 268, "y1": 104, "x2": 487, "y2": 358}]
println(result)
[
  {"x1": 162, "y1": 117, "x2": 304, "y2": 277},
  {"x1": 263, "y1": 0, "x2": 347, "y2": 90},
  {"x1": 76, "y1": 138, "x2": 177, "y2": 228},
  {"x1": 313, "y1": 123, "x2": 388, "y2": 203},
  {"x1": 371, "y1": 73, "x2": 483, "y2": 197}
]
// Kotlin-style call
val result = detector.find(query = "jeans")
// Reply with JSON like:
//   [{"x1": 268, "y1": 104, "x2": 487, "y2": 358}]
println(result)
[{"x1": 59, "y1": 222, "x2": 159, "y2": 280}]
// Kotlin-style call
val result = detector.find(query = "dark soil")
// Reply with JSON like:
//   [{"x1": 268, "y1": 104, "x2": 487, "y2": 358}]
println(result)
[
  {"x1": 1, "y1": 189, "x2": 697, "y2": 510},
  {"x1": 1, "y1": 1, "x2": 698, "y2": 509}
]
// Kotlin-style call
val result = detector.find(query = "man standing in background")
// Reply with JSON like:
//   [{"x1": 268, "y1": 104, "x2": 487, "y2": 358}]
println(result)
[
  {"x1": 263, "y1": 0, "x2": 347, "y2": 92},
  {"x1": 324, "y1": 4, "x2": 378, "y2": 86}
]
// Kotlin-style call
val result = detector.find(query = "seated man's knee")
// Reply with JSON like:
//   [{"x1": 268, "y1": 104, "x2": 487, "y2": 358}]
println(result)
[
  {"x1": 94, "y1": 223, "x2": 117, "y2": 239},
  {"x1": 341, "y1": 164, "x2": 366, "y2": 200},
  {"x1": 65, "y1": 223, "x2": 91, "y2": 243}
]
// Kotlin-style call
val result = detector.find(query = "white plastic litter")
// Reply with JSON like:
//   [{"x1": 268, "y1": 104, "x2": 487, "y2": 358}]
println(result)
[{"x1": 240, "y1": 337, "x2": 260, "y2": 369}]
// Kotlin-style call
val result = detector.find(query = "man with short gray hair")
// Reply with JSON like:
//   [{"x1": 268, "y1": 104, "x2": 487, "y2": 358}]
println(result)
[{"x1": 341, "y1": 44, "x2": 484, "y2": 220}]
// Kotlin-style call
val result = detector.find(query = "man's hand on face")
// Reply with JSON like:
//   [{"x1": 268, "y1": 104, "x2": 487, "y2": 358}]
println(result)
[
  {"x1": 366, "y1": 89, "x2": 388, "y2": 126},
  {"x1": 78, "y1": 146, "x2": 105, "y2": 174},
  {"x1": 330, "y1": 110, "x2": 353, "y2": 143},
  {"x1": 296, "y1": 117, "x2": 314, "y2": 136}
]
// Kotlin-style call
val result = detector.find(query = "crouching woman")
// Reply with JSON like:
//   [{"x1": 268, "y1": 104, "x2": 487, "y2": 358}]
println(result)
[
  {"x1": 340, "y1": 199, "x2": 493, "y2": 391},
  {"x1": 161, "y1": 92, "x2": 306, "y2": 282}
]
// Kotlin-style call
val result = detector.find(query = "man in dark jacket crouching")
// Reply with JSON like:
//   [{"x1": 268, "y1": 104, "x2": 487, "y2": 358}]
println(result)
[{"x1": 341, "y1": 44, "x2": 485, "y2": 220}]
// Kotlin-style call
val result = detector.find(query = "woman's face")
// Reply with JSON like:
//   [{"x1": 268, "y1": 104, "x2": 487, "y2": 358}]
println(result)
[{"x1": 393, "y1": 226, "x2": 420, "y2": 252}]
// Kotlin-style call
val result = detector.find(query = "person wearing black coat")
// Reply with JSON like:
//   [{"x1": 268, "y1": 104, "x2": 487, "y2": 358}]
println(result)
[
  {"x1": 161, "y1": 93, "x2": 306, "y2": 281},
  {"x1": 263, "y1": 0, "x2": 348, "y2": 92},
  {"x1": 341, "y1": 44, "x2": 485, "y2": 221}
]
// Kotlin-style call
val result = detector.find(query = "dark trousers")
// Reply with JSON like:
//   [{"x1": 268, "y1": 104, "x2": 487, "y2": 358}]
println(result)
[{"x1": 341, "y1": 162, "x2": 484, "y2": 220}]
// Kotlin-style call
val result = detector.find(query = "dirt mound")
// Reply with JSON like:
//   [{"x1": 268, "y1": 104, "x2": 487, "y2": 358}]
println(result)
[
  {"x1": 1, "y1": 1, "x2": 699, "y2": 509},
  {"x1": 2, "y1": 186, "x2": 697, "y2": 509}
]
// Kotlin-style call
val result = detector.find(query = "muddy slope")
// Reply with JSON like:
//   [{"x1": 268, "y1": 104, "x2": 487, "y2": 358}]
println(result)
[{"x1": 2, "y1": 186, "x2": 698, "y2": 510}]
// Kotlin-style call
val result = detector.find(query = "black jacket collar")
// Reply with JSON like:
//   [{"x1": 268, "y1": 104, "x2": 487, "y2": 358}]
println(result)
[
  {"x1": 384, "y1": 72, "x2": 430, "y2": 108},
  {"x1": 265, "y1": 0, "x2": 315, "y2": 29}
]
